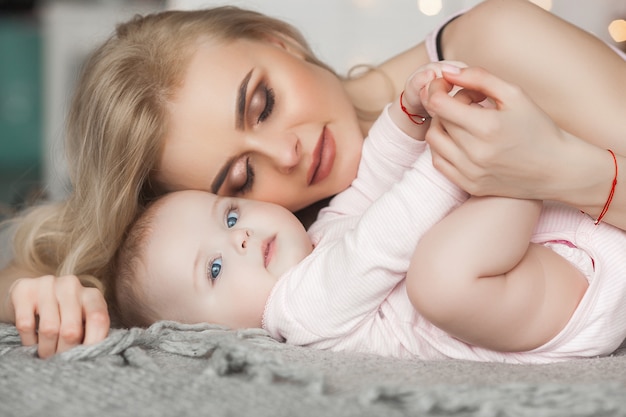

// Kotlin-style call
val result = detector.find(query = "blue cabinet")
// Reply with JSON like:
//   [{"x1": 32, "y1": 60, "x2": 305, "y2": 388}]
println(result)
[{"x1": 0, "y1": 16, "x2": 42, "y2": 208}]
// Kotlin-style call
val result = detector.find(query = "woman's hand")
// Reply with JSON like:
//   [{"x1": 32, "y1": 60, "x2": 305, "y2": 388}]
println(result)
[
  {"x1": 390, "y1": 61, "x2": 467, "y2": 139},
  {"x1": 422, "y1": 66, "x2": 568, "y2": 200},
  {"x1": 422, "y1": 66, "x2": 626, "y2": 231},
  {"x1": 4, "y1": 275, "x2": 110, "y2": 358}
]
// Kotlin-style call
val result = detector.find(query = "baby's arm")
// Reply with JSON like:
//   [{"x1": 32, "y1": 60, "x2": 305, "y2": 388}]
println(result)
[
  {"x1": 317, "y1": 62, "x2": 467, "y2": 221},
  {"x1": 269, "y1": 148, "x2": 468, "y2": 343},
  {"x1": 404, "y1": 86, "x2": 589, "y2": 353},
  {"x1": 406, "y1": 194, "x2": 588, "y2": 352}
]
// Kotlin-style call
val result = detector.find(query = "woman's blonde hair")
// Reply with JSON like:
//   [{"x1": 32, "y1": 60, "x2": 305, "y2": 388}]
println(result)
[{"x1": 10, "y1": 7, "x2": 334, "y2": 298}]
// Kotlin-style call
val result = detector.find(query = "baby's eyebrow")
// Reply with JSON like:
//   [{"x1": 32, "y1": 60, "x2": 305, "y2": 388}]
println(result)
[{"x1": 193, "y1": 249, "x2": 203, "y2": 291}]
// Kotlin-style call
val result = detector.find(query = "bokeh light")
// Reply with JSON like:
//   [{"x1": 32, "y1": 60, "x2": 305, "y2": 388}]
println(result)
[
  {"x1": 418, "y1": 0, "x2": 442, "y2": 17},
  {"x1": 609, "y1": 19, "x2": 626, "y2": 43},
  {"x1": 528, "y1": 0, "x2": 553, "y2": 11}
]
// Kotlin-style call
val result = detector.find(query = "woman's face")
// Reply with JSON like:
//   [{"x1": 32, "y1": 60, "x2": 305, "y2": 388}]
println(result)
[{"x1": 158, "y1": 37, "x2": 364, "y2": 212}]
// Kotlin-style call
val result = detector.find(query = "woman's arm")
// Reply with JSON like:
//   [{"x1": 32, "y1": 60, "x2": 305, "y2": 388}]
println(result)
[
  {"x1": 441, "y1": 0, "x2": 626, "y2": 150},
  {"x1": 347, "y1": 0, "x2": 626, "y2": 228},
  {"x1": 348, "y1": 0, "x2": 625, "y2": 144},
  {"x1": 430, "y1": 0, "x2": 626, "y2": 228}
]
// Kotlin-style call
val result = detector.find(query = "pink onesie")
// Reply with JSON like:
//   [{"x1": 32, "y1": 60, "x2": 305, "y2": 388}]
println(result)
[{"x1": 263, "y1": 104, "x2": 626, "y2": 364}]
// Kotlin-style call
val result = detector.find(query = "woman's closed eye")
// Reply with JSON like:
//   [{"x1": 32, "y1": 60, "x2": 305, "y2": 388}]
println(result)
[
  {"x1": 229, "y1": 157, "x2": 255, "y2": 195},
  {"x1": 226, "y1": 84, "x2": 274, "y2": 195},
  {"x1": 249, "y1": 83, "x2": 275, "y2": 125}
]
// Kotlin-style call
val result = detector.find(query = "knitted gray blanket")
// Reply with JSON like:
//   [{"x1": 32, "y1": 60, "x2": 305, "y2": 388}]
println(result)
[{"x1": 1, "y1": 321, "x2": 625, "y2": 417}]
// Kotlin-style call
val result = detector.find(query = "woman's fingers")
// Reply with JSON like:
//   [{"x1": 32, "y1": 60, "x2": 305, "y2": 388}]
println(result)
[
  {"x1": 425, "y1": 77, "x2": 492, "y2": 137},
  {"x1": 82, "y1": 287, "x2": 111, "y2": 346},
  {"x1": 441, "y1": 66, "x2": 516, "y2": 106},
  {"x1": 425, "y1": 65, "x2": 566, "y2": 199},
  {"x1": 426, "y1": 116, "x2": 480, "y2": 191},
  {"x1": 33, "y1": 277, "x2": 62, "y2": 359},
  {"x1": 10, "y1": 278, "x2": 41, "y2": 347},
  {"x1": 55, "y1": 275, "x2": 86, "y2": 354}
]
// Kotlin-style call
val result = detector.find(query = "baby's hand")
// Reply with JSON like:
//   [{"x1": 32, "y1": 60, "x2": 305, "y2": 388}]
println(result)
[
  {"x1": 391, "y1": 61, "x2": 467, "y2": 140},
  {"x1": 5, "y1": 275, "x2": 110, "y2": 358}
]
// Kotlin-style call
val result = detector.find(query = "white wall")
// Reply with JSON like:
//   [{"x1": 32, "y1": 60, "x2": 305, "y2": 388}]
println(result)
[
  {"x1": 166, "y1": 0, "x2": 482, "y2": 75},
  {"x1": 551, "y1": 0, "x2": 626, "y2": 44},
  {"x1": 166, "y1": 0, "x2": 625, "y2": 74}
]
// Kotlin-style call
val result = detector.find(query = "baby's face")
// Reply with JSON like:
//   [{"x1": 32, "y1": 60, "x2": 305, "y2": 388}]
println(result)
[{"x1": 139, "y1": 190, "x2": 313, "y2": 329}]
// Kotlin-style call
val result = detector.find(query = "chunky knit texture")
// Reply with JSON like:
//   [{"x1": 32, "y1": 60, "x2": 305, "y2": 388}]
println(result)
[{"x1": 1, "y1": 321, "x2": 626, "y2": 417}]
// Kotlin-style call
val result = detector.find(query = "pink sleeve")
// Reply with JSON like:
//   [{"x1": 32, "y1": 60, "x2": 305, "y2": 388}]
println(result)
[
  {"x1": 263, "y1": 148, "x2": 468, "y2": 344},
  {"x1": 311, "y1": 105, "x2": 426, "y2": 223}
]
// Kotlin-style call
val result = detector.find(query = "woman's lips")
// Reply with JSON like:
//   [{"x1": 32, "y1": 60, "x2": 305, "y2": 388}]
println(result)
[
  {"x1": 263, "y1": 236, "x2": 276, "y2": 268},
  {"x1": 307, "y1": 127, "x2": 336, "y2": 186}
]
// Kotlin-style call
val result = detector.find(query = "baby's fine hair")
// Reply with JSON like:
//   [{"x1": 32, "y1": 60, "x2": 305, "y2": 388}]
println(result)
[
  {"x1": 111, "y1": 197, "x2": 167, "y2": 328},
  {"x1": 9, "y1": 7, "x2": 332, "y2": 297}
]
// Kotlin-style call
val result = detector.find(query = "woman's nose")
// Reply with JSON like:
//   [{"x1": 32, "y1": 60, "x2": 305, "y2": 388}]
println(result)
[{"x1": 250, "y1": 132, "x2": 301, "y2": 174}]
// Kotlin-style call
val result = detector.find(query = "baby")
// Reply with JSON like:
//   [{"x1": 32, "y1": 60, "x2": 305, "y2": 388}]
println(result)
[{"x1": 112, "y1": 63, "x2": 626, "y2": 364}]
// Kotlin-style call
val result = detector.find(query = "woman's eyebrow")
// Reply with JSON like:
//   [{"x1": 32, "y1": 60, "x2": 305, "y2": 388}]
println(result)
[{"x1": 235, "y1": 69, "x2": 254, "y2": 130}]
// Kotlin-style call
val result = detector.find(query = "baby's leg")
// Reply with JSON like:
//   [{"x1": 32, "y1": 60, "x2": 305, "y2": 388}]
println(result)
[{"x1": 406, "y1": 196, "x2": 588, "y2": 352}]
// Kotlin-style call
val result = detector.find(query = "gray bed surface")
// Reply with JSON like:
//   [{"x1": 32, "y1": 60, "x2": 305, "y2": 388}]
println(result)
[{"x1": 1, "y1": 321, "x2": 625, "y2": 417}]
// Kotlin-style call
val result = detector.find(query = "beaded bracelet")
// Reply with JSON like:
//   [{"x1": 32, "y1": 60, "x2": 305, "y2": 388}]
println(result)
[
  {"x1": 593, "y1": 149, "x2": 618, "y2": 225},
  {"x1": 400, "y1": 91, "x2": 431, "y2": 125}
]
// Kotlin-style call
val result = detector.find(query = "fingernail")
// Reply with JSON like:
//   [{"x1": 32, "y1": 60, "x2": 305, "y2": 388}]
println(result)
[{"x1": 441, "y1": 64, "x2": 461, "y2": 74}]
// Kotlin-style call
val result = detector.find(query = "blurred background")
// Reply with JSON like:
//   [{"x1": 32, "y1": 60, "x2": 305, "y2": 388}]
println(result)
[{"x1": 0, "y1": 0, "x2": 625, "y2": 220}]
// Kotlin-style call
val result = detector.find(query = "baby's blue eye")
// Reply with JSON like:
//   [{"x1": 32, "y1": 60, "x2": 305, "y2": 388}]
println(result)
[
  {"x1": 226, "y1": 209, "x2": 239, "y2": 228},
  {"x1": 209, "y1": 258, "x2": 222, "y2": 280}
]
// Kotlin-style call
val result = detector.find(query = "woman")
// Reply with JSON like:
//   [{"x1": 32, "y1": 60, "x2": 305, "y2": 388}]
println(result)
[{"x1": 1, "y1": 0, "x2": 624, "y2": 358}]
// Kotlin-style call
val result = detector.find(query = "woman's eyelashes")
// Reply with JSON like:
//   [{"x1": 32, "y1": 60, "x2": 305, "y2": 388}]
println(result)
[
  {"x1": 229, "y1": 157, "x2": 255, "y2": 195},
  {"x1": 248, "y1": 82, "x2": 275, "y2": 125},
  {"x1": 257, "y1": 86, "x2": 275, "y2": 123},
  {"x1": 229, "y1": 84, "x2": 273, "y2": 195},
  {"x1": 239, "y1": 158, "x2": 254, "y2": 194}
]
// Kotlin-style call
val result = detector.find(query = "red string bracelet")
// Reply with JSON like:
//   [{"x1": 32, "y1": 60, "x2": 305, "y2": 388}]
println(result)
[
  {"x1": 400, "y1": 91, "x2": 430, "y2": 125},
  {"x1": 594, "y1": 149, "x2": 618, "y2": 225}
]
